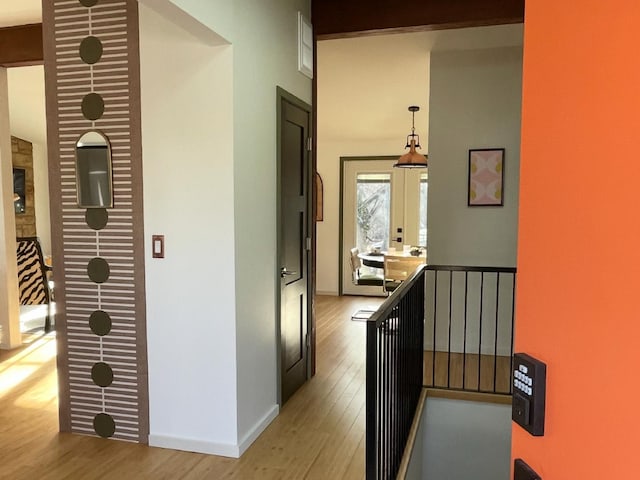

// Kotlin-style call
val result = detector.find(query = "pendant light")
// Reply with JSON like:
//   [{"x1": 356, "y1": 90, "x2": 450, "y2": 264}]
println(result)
[{"x1": 394, "y1": 105, "x2": 428, "y2": 168}]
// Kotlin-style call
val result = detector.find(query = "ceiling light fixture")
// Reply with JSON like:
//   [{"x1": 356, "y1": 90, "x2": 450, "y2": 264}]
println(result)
[{"x1": 395, "y1": 105, "x2": 428, "y2": 168}]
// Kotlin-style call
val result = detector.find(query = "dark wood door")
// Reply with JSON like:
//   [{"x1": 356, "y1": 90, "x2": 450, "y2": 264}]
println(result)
[{"x1": 279, "y1": 92, "x2": 311, "y2": 404}]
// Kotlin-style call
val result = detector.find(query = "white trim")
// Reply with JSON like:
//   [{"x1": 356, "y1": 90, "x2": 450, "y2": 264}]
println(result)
[
  {"x1": 237, "y1": 404, "x2": 279, "y2": 456},
  {"x1": 148, "y1": 405, "x2": 279, "y2": 458},
  {"x1": 316, "y1": 290, "x2": 339, "y2": 296},
  {"x1": 149, "y1": 434, "x2": 240, "y2": 458}
]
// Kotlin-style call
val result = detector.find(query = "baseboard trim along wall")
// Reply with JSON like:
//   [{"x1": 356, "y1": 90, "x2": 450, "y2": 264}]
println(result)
[
  {"x1": 316, "y1": 290, "x2": 339, "y2": 296},
  {"x1": 149, "y1": 433, "x2": 241, "y2": 458},
  {"x1": 149, "y1": 404, "x2": 279, "y2": 458},
  {"x1": 238, "y1": 404, "x2": 280, "y2": 456}
]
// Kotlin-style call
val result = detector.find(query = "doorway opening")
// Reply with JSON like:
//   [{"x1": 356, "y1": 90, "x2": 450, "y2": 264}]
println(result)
[
  {"x1": 0, "y1": 60, "x2": 60, "y2": 460},
  {"x1": 339, "y1": 156, "x2": 427, "y2": 296},
  {"x1": 2, "y1": 64, "x2": 54, "y2": 349}
]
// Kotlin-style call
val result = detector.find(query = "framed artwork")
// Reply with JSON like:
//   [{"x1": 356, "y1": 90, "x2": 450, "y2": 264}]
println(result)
[{"x1": 468, "y1": 148, "x2": 505, "y2": 206}]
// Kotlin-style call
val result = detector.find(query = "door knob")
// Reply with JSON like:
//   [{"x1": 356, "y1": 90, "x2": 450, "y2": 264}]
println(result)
[{"x1": 281, "y1": 267, "x2": 298, "y2": 278}]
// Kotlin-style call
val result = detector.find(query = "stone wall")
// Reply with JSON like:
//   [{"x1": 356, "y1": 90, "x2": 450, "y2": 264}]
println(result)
[{"x1": 11, "y1": 136, "x2": 36, "y2": 238}]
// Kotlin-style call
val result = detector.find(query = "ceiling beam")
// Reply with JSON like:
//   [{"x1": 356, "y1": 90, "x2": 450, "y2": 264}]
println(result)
[
  {"x1": 0, "y1": 24, "x2": 43, "y2": 67},
  {"x1": 312, "y1": 0, "x2": 525, "y2": 39}
]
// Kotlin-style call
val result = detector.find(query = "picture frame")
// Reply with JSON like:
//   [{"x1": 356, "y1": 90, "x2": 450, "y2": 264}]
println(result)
[{"x1": 468, "y1": 148, "x2": 505, "y2": 206}]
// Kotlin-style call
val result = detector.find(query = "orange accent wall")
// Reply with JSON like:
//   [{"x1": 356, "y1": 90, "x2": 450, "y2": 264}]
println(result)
[{"x1": 514, "y1": 1, "x2": 640, "y2": 477}]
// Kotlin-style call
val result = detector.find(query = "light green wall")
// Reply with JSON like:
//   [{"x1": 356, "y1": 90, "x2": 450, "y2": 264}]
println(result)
[
  {"x1": 231, "y1": 0, "x2": 312, "y2": 443},
  {"x1": 427, "y1": 47, "x2": 523, "y2": 267}
]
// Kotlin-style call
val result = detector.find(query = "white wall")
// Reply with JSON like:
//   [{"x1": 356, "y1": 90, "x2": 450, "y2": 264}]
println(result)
[
  {"x1": 427, "y1": 47, "x2": 523, "y2": 266},
  {"x1": 230, "y1": 0, "x2": 312, "y2": 445},
  {"x1": 422, "y1": 397, "x2": 511, "y2": 480},
  {"x1": 32, "y1": 143, "x2": 50, "y2": 255},
  {"x1": 0, "y1": 68, "x2": 20, "y2": 349},
  {"x1": 141, "y1": 0, "x2": 312, "y2": 456},
  {"x1": 140, "y1": 4, "x2": 238, "y2": 455}
]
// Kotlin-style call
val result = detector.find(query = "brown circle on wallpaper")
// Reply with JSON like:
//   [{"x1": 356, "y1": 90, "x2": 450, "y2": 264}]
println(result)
[
  {"x1": 79, "y1": 36, "x2": 103, "y2": 65},
  {"x1": 89, "y1": 310, "x2": 112, "y2": 336},
  {"x1": 81, "y1": 93, "x2": 105, "y2": 121},
  {"x1": 91, "y1": 362, "x2": 114, "y2": 388},
  {"x1": 93, "y1": 413, "x2": 116, "y2": 438},
  {"x1": 79, "y1": 0, "x2": 99, "y2": 7},
  {"x1": 85, "y1": 208, "x2": 108, "y2": 230},
  {"x1": 87, "y1": 257, "x2": 110, "y2": 284}
]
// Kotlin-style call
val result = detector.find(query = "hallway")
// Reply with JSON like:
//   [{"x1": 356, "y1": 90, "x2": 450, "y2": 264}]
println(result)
[{"x1": 0, "y1": 295, "x2": 382, "y2": 479}]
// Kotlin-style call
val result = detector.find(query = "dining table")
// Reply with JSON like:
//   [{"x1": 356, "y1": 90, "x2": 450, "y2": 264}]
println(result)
[
  {"x1": 358, "y1": 250, "x2": 426, "y2": 269},
  {"x1": 357, "y1": 252, "x2": 385, "y2": 269}
]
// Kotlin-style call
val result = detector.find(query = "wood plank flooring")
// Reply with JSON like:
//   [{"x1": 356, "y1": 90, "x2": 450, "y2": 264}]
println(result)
[
  {"x1": 0, "y1": 295, "x2": 383, "y2": 480},
  {"x1": 0, "y1": 296, "x2": 512, "y2": 479},
  {"x1": 424, "y1": 351, "x2": 513, "y2": 394}
]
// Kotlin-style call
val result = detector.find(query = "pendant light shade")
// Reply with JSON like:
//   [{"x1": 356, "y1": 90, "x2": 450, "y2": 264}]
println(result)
[{"x1": 395, "y1": 106, "x2": 428, "y2": 168}]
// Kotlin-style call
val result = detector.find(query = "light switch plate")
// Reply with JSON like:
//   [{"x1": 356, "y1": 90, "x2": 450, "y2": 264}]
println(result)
[{"x1": 152, "y1": 235, "x2": 164, "y2": 258}]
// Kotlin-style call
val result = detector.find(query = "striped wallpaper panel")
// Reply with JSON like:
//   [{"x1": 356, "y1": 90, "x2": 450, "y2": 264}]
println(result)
[{"x1": 45, "y1": 0, "x2": 148, "y2": 443}]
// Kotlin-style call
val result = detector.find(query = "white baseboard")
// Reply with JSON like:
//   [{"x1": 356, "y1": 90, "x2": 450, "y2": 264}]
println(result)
[
  {"x1": 237, "y1": 404, "x2": 279, "y2": 456},
  {"x1": 316, "y1": 290, "x2": 338, "y2": 296},
  {"x1": 148, "y1": 404, "x2": 279, "y2": 458},
  {"x1": 149, "y1": 433, "x2": 240, "y2": 458}
]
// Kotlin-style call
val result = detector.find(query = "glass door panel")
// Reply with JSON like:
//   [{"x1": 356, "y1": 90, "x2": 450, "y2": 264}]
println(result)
[{"x1": 356, "y1": 173, "x2": 391, "y2": 253}]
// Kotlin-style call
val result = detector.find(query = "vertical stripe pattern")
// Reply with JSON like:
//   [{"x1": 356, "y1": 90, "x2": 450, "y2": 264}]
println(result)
[{"x1": 45, "y1": 0, "x2": 147, "y2": 442}]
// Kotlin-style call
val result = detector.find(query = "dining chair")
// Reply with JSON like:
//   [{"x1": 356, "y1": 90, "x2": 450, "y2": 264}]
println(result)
[
  {"x1": 383, "y1": 254, "x2": 424, "y2": 293},
  {"x1": 16, "y1": 237, "x2": 53, "y2": 332},
  {"x1": 349, "y1": 247, "x2": 384, "y2": 286}
]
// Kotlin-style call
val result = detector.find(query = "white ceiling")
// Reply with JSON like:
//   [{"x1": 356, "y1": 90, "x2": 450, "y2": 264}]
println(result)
[
  {"x1": 317, "y1": 24, "x2": 524, "y2": 143},
  {"x1": 0, "y1": 0, "x2": 42, "y2": 28}
]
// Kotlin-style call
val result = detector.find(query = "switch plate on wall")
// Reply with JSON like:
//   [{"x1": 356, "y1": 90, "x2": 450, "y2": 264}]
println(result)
[{"x1": 152, "y1": 235, "x2": 164, "y2": 258}]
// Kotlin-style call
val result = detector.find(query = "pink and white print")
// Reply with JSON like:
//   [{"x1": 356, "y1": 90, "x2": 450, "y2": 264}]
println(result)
[{"x1": 468, "y1": 149, "x2": 504, "y2": 206}]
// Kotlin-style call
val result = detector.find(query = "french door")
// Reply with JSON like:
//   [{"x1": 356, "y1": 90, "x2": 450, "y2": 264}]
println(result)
[{"x1": 341, "y1": 157, "x2": 428, "y2": 296}]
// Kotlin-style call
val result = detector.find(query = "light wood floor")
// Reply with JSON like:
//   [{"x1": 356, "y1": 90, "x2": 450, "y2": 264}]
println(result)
[
  {"x1": 424, "y1": 351, "x2": 513, "y2": 394},
  {"x1": 0, "y1": 295, "x2": 383, "y2": 480}
]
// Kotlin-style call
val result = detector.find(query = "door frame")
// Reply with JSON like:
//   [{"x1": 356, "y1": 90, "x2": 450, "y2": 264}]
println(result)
[
  {"x1": 276, "y1": 87, "x2": 313, "y2": 405},
  {"x1": 338, "y1": 155, "x2": 397, "y2": 296}
]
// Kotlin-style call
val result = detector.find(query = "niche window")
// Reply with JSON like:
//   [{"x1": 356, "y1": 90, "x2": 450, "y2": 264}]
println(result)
[{"x1": 76, "y1": 130, "x2": 113, "y2": 208}]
